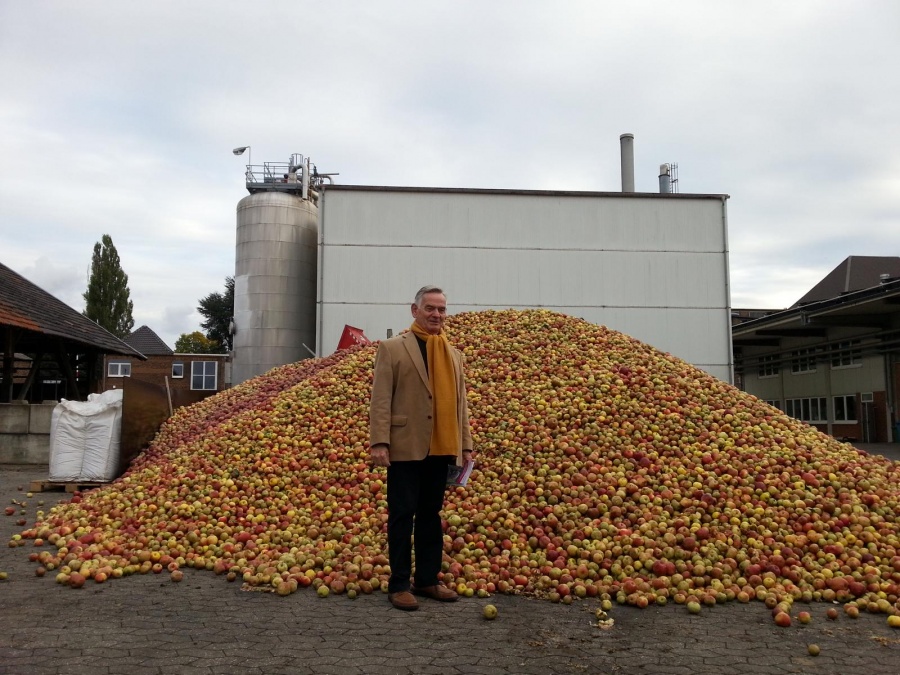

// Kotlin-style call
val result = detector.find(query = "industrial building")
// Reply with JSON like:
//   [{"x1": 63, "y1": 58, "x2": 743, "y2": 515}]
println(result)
[
  {"x1": 733, "y1": 256, "x2": 900, "y2": 444},
  {"x1": 231, "y1": 137, "x2": 733, "y2": 385}
]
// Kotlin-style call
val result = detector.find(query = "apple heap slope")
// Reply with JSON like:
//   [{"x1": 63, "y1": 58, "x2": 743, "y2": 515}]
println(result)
[{"x1": 16, "y1": 309, "x2": 900, "y2": 613}]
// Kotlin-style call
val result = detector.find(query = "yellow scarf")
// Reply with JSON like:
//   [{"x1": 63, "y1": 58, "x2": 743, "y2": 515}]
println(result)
[{"x1": 410, "y1": 323, "x2": 459, "y2": 456}]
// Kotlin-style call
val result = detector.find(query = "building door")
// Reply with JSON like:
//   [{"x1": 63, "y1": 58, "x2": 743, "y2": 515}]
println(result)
[{"x1": 861, "y1": 400, "x2": 876, "y2": 442}]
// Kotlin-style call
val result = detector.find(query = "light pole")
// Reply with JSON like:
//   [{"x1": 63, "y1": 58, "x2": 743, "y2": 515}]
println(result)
[{"x1": 232, "y1": 146, "x2": 251, "y2": 181}]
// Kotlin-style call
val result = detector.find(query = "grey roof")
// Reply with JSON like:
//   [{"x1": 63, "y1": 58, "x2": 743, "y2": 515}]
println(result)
[
  {"x1": 0, "y1": 261, "x2": 144, "y2": 358},
  {"x1": 793, "y1": 256, "x2": 900, "y2": 306},
  {"x1": 124, "y1": 325, "x2": 173, "y2": 356},
  {"x1": 321, "y1": 183, "x2": 730, "y2": 201}
]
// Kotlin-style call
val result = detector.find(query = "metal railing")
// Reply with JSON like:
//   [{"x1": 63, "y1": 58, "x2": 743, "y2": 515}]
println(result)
[{"x1": 242, "y1": 155, "x2": 337, "y2": 194}]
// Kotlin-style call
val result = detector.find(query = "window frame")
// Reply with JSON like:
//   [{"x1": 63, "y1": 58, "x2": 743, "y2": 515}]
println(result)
[
  {"x1": 833, "y1": 394, "x2": 857, "y2": 423},
  {"x1": 831, "y1": 340, "x2": 862, "y2": 369},
  {"x1": 790, "y1": 348, "x2": 818, "y2": 374},
  {"x1": 785, "y1": 397, "x2": 828, "y2": 423},
  {"x1": 107, "y1": 361, "x2": 132, "y2": 378},
  {"x1": 172, "y1": 362, "x2": 184, "y2": 379},
  {"x1": 757, "y1": 355, "x2": 780, "y2": 379},
  {"x1": 190, "y1": 361, "x2": 217, "y2": 391}
]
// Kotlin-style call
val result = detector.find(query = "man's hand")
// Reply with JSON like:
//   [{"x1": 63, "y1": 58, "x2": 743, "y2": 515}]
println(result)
[
  {"x1": 370, "y1": 444, "x2": 391, "y2": 467},
  {"x1": 463, "y1": 449, "x2": 476, "y2": 461}
]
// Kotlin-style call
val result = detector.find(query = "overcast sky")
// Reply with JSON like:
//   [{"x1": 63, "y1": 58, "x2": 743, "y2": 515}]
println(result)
[{"x1": 2, "y1": 2, "x2": 898, "y2": 350}]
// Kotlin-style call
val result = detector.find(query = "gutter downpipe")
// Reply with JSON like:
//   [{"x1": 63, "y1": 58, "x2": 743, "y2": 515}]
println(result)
[
  {"x1": 721, "y1": 195, "x2": 734, "y2": 385},
  {"x1": 884, "y1": 352, "x2": 895, "y2": 442},
  {"x1": 825, "y1": 356, "x2": 833, "y2": 438},
  {"x1": 315, "y1": 185, "x2": 326, "y2": 358}
]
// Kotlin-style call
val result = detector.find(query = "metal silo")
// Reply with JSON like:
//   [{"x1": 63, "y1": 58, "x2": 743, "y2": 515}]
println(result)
[{"x1": 232, "y1": 189, "x2": 318, "y2": 384}]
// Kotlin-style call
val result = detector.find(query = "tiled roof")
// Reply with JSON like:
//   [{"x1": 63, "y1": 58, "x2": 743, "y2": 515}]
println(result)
[
  {"x1": 124, "y1": 325, "x2": 173, "y2": 356},
  {"x1": 0, "y1": 261, "x2": 144, "y2": 358},
  {"x1": 793, "y1": 256, "x2": 900, "y2": 306}
]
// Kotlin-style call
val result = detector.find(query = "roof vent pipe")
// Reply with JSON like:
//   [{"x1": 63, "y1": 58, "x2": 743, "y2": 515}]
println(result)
[
  {"x1": 301, "y1": 160, "x2": 310, "y2": 200},
  {"x1": 620, "y1": 133, "x2": 635, "y2": 192},
  {"x1": 659, "y1": 163, "x2": 672, "y2": 193}
]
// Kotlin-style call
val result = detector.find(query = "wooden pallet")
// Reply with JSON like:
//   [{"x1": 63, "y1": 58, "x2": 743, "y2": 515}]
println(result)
[{"x1": 28, "y1": 480, "x2": 107, "y2": 494}]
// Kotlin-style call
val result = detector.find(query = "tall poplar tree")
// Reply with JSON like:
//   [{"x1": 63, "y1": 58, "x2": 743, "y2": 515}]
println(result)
[{"x1": 83, "y1": 234, "x2": 135, "y2": 339}]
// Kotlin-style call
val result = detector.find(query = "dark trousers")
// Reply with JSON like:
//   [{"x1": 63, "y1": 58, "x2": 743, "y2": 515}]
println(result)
[{"x1": 386, "y1": 455, "x2": 453, "y2": 593}]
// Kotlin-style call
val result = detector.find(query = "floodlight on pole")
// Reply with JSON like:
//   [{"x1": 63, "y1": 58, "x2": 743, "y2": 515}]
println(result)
[{"x1": 233, "y1": 146, "x2": 252, "y2": 182}]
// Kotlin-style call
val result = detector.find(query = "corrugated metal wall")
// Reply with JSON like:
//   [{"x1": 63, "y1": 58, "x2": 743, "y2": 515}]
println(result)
[{"x1": 317, "y1": 187, "x2": 732, "y2": 382}]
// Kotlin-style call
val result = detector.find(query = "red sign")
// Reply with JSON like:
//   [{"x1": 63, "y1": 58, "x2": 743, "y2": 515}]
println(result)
[{"x1": 337, "y1": 325, "x2": 371, "y2": 351}]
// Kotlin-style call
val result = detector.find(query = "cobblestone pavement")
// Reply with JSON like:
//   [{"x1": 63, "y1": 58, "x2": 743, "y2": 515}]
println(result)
[{"x1": 2, "y1": 460, "x2": 899, "y2": 675}]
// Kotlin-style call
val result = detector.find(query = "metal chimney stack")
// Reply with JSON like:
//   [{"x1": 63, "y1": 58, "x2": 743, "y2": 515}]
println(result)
[
  {"x1": 659, "y1": 163, "x2": 672, "y2": 193},
  {"x1": 620, "y1": 133, "x2": 635, "y2": 192}
]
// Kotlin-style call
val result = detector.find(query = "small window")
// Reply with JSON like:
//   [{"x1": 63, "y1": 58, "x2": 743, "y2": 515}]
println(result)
[
  {"x1": 785, "y1": 397, "x2": 828, "y2": 423},
  {"x1": 172, "y1": 362, "x2": 184, "y2": 379},
  {"x1": 834, "y1": 395, "x2": 857, "y2": 422},
  {"x1": 191, "y1": 361, "x2": 217, "y2": 391},
  {"x1": 758, "y1": 355, "x2": 780, "y2": 378},
  {"x1": 764, "y1": 399, "x2": 782, "y2": 410},
  {"x1": 831, "y1": 340, "x2": 862, "y2": 369},
  {"x1": 791, "y1": 348, "x2": 818, "y2": 374},
  {"x1": 108, "y1": 361, "x2": 131, "y2": 378}
]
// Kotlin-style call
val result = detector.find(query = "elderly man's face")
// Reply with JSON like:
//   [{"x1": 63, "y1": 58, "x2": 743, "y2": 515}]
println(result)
[{"x1": 411, "y1": 292, "x2": 447, "y2": 335}]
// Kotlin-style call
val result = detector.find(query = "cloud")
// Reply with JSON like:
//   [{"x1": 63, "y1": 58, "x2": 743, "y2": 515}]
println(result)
[
  {"x1": 14, "y1": 257, "x2": 86, "y2": 312},
  {"x1": 157, "y1": 305, "x2": 200, "y2": 350},
  {"x1": 1, "y1": 0, "x2": 898, "y2": 352}
]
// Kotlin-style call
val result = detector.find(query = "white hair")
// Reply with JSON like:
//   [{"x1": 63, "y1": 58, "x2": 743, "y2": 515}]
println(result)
[{"x1": 414, "y1": 285, "x2": 445, "y2": 306}]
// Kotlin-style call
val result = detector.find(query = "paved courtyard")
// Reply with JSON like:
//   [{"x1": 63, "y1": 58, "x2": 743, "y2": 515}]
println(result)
[{"x1": 1, "y1": 451, "x2": 899, "y2": 675}]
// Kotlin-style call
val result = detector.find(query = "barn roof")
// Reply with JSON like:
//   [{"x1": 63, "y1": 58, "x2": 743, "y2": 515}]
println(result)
[
  {"x1": 0, "y1": 261, "x2": 144, "y2": 358},
  {"x1": 123, "y1": 326, "x2": 173, "y2": 356},
  {"x1": 793, "y1": 256, "x2": 900, "y2": 307}
]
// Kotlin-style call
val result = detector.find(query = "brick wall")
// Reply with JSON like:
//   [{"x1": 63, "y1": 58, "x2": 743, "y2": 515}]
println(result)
[{"x1": 104, "y1": 354, "x2": 228, "y2": 395}]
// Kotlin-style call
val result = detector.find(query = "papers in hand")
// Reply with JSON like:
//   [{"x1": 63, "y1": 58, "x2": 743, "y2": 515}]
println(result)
[{"x1": 446, "y1": 458, "x2": 475, "y2": 487}]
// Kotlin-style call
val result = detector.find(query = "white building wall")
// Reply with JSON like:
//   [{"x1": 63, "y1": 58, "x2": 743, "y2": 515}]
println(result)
[{"x1": 317, "y1": 187, "x2": 732, "y2": 381}]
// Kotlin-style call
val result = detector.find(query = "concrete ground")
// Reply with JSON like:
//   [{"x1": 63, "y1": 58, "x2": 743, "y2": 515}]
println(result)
[
  {"x1": 855, "y1": 442, "x2": 900, "y2": 462},
  {"x1": 1, "y1": 449, "x2": 899, "y2": 675}
]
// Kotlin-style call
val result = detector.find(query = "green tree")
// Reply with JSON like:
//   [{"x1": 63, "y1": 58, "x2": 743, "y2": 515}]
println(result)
[
  {"x1": 174, "y1": 331, "x2": 219, "y2": 354},
  {"x1": 83, "y1": 234, "x2": 134, "y2": 339},
  {"x1": 198, "y1": 276, "x2": 234, "y2": 352}
]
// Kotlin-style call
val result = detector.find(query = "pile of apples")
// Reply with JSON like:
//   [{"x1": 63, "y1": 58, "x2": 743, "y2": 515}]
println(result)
[{"x1": 14, "y1": 310, "x2": 900, "y2": 620}]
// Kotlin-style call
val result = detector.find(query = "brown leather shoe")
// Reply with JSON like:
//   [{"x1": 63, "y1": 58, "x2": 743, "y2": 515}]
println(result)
[
  {"x1": 388, "y1": 590, "x2": 419, "y2": 611},
  {"x1": 412, "y1": 584, "x2": 459, "y2": 602}
]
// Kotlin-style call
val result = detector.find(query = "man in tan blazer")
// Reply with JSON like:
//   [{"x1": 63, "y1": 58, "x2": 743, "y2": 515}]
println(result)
[{"x1": 369, "y1": 286, "x2": 474, "y2": 611}]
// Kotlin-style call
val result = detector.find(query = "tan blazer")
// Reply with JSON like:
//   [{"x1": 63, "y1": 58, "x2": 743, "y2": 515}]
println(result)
[{"x1": 369, "y1": 332, "x2": 473, "y2": 463}]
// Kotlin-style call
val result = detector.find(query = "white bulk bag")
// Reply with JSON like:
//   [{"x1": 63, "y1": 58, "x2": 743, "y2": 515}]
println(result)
[{"x1": 49, "y1": 389, "x2": 123, "y2": 482}]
